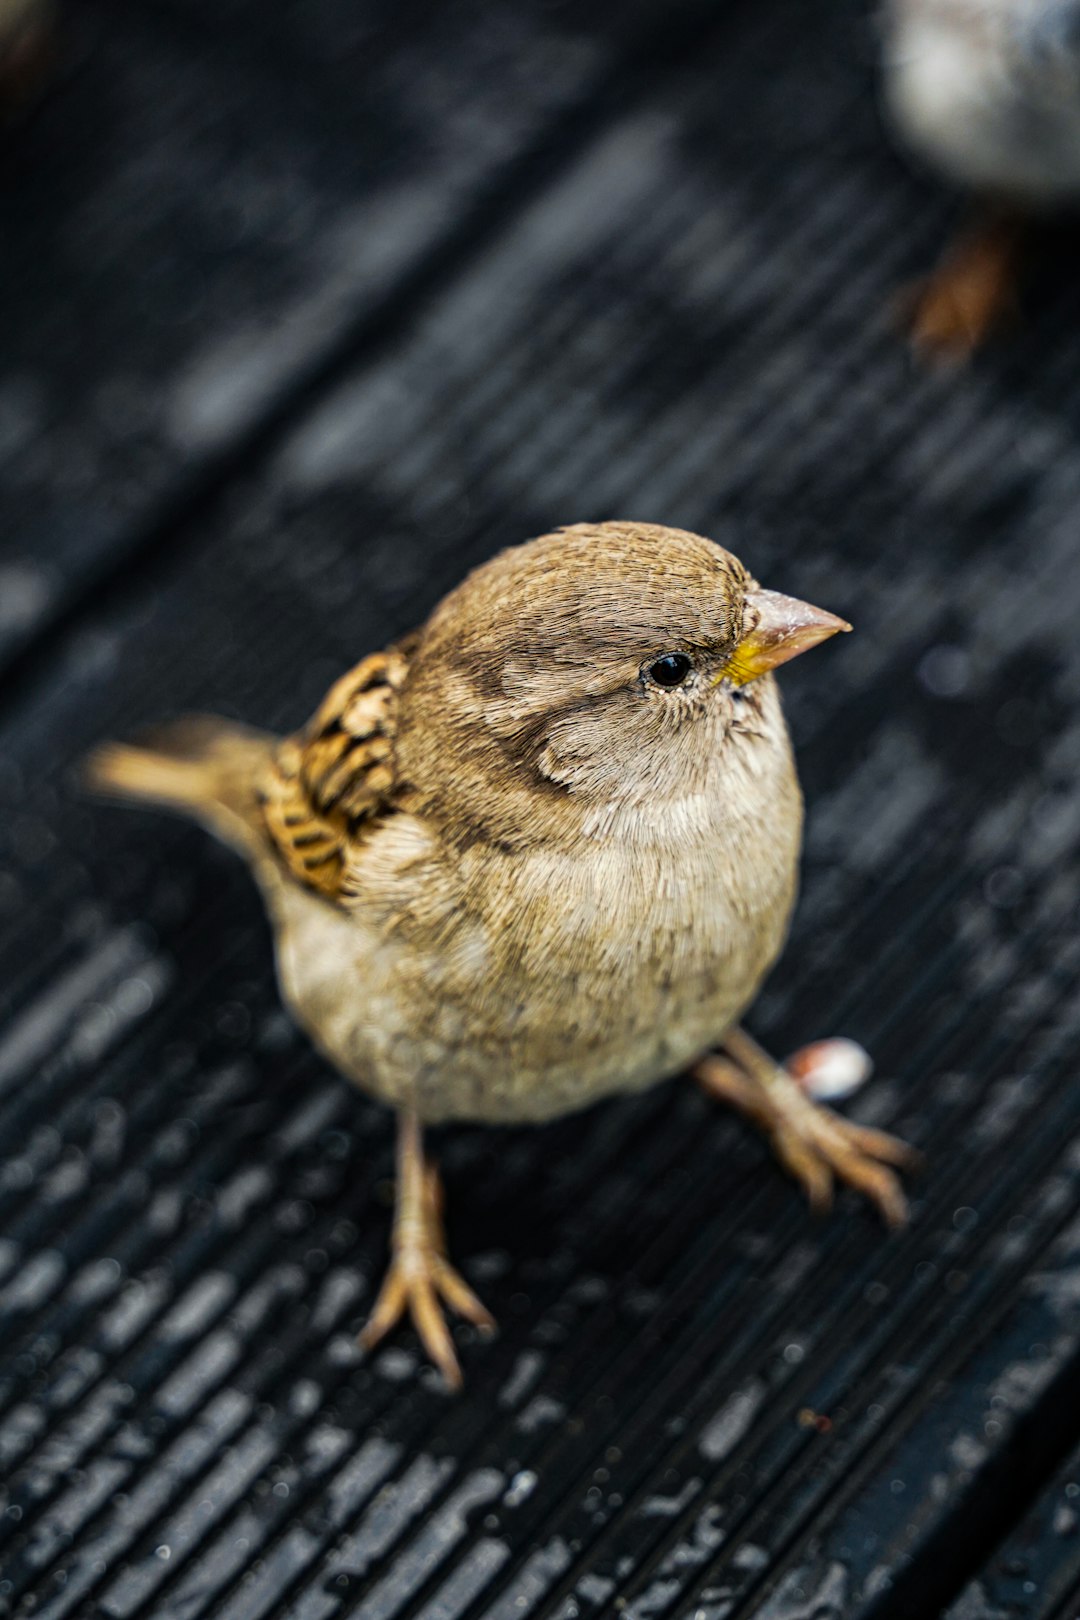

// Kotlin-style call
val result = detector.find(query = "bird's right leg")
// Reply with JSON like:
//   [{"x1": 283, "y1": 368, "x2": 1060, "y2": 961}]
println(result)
[{"x1": 359, "y1": 1107, "x2": 495, "y2": 1390}]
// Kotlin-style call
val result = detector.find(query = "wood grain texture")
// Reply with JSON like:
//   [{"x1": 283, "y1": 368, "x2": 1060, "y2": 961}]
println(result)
[{"x1": 4, "y1": 0, "x2": 1080, "y2": 1615}]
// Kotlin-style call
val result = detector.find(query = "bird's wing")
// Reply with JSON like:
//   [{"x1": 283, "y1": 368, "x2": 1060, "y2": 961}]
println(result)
[{"x1": 260, "y1": 640, "x2": 414, "y2": 901}]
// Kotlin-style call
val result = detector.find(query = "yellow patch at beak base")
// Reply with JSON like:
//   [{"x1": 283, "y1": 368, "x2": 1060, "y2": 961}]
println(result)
[{"x1": 718, "y1": 587, "x2": 851, "y2": 687}]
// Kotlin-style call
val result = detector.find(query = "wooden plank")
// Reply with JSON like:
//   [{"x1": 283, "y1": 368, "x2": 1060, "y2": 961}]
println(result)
[
  {"x1": 945, "y1": 1434, "x2": 1080, "y2": 1620},
  {"x1": 0, "y1": 0, "x2": 714, "y2": 677},
  {"x1": 4, "y1": 1, "x2": 1080, "y2": 1617}
]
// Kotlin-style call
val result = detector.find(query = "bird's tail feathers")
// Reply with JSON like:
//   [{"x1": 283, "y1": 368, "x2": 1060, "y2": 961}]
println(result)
[{"x1": 84, "y1": 716, "x2": 277, "y2": 855}]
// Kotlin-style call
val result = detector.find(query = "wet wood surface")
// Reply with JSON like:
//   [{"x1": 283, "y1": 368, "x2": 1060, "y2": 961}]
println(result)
[{"x1": 4, "y1": 1, "x2": 1080, "y2": 1616}]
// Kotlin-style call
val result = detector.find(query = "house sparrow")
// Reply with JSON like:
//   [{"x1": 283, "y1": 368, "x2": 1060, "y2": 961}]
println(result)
[
  {"x1": 882, "y1": 0, "x2": 1080, "y2": 357},
  {"x1": 87, "y1": 522, "x2": 914, "y2": 1387}
]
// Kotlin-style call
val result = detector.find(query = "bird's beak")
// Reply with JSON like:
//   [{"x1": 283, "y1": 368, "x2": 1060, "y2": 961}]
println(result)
[{"x1": 717, "y1": 587, "x2": 851, "y2": 688}]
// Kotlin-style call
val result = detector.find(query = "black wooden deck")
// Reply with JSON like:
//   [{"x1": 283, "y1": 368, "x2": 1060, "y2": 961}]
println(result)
[{"x1": 5, "y1": 1, "x2": 1080, "y2": 1616}]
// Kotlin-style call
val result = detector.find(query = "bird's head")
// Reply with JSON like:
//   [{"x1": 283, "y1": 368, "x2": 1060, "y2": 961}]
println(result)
[{"x1": 399, "y1": 521, "x2": 849, "y2": 844}]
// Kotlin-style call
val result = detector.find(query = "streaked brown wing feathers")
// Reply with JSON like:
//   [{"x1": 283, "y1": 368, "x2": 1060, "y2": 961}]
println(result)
[{"x1": 260, "y1": 643, "x2": 411, "y2": 899}]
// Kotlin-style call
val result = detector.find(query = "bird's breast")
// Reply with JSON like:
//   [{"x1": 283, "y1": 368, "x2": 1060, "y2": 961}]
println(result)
[
  {"x1": 405, "y1": 757, "x2": 802, "y2": 1122},
  {"x1": 275, "y1": 720, "x2": 804, "y2": 1127}
]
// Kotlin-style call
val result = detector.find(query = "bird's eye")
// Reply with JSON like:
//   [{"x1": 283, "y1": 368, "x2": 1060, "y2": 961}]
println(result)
[{"x1": 646, "y1": 653, "x2": 693, "y2": 689}]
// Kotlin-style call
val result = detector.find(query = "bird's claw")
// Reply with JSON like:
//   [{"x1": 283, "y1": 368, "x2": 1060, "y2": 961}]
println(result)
[
  {"x1": 359, "y1": 1244, "x2": 495, "y2": 1391},
  {"x1": 767, "y1": 1094, "x2": 917, "y2": 1228},
  {"x1": 694, "y1": 1031, "x2": 918, "y2": 1229},
  {"x1": 902, "y1": 276, "x2": 984, "y2": 364},
  {"x1": 359, "y1": 1157, "x2": 494, "y2": 1389}
]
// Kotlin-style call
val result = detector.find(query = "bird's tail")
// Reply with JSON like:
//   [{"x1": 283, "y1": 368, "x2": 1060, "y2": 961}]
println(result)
[{"x1": 84, "y1": 716, "x2": 278, "y2": 858}]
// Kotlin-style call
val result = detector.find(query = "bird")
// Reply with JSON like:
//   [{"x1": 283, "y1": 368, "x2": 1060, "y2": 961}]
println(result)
[
  {"x1": 86, "y1": 521, "x2": 915, "y2": 1388},
  {"x1": 881, "y1": 0, "x2": 1080, "y2": 358}
]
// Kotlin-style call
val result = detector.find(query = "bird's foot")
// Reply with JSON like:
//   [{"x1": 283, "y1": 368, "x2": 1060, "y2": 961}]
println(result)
[
  {"x1": 899, "y1": 213, "x2": 1022, "y2": 364},
  {"x1": 693, "y1": 1027, "x2": 917, "y2": 1228},
  {"x1": 0, "y1": 5, "x2": 55, "y2": 120},
  {"x1": 359, "y1": 1123, "x2": 495, "y2": 1390}
]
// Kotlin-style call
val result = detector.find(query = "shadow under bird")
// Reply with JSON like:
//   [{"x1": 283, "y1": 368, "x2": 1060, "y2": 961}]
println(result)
[
  {"x1": 883, "y1": 0, "x2": 1080, "y2": 357},
  {"x1": 87, "y1": 521, "x2": 915, "y2": 1388}
]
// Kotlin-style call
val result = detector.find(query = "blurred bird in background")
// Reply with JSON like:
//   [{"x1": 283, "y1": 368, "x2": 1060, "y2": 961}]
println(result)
[
  {"x1": 882, "y1": 0, "x2": 1080, "y2": 358},
  {"x1": 87, "y1": 522, "x2": 914, "y2": 1387}
]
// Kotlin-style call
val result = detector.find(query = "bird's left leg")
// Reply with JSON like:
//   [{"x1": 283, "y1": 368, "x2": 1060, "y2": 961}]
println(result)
[
  {"x1": 691, "y1": 1026, "x2": 916, "y2": 1227},
  {"x1": 359, "y1": 1107, "x2": 495, "y2": 1389}
]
